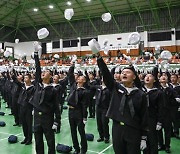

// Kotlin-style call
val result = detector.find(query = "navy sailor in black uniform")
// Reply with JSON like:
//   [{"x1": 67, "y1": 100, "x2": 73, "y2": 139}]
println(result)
[
  {"x1": 142, "y1": 67, "x2": 163, "y2": 154},
  {"x1": 52, "y1": 74, "x2": 63, "y2": 133},
  {"x1": 17, "y1": 73, "x2": 34, "y2": 145},
  {"x1": 95, "y1": 79, "x2": 111, "y2": 143},
  {"x1": 67, "y1": 64, "x2": 88, "y2": 154},
  {"x1": 96, "y1": 54, "x2": 148, "y2": 154},
  {"x1": 158, "y1": 74, "x2": 178, "y2": 153},
  {"x1": 169, "y1": 74, "x2": 180, "y2": 139},
  {"x1": 30, "y1": 52, "x2": 61, "y2": 154}
]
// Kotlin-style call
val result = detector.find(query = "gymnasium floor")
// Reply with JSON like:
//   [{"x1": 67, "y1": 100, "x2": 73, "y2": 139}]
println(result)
[{"x1": 0, "y1": 100, "x2": 179, "y2": 154}]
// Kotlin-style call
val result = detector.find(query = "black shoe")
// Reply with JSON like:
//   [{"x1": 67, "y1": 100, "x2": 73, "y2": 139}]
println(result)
[
  {"x1": 158, "y1": 145, "x2": 165, "y2": 151},
  {"x1": 174, "y1": 134, "x2": 180, "y2": 139},
  {"x1": 165, "y1": 148, "x2": 171, "y2": 153},
  {"x1": 13, "y1": 123, "x2": 19, "y2": 126},
  {"x1": 88, "y1": 116, "x2": 93, "y2": 118},
  {"x1": 104, "y1": 139, "x2": 110, "y2": 143},
  {"x1": 8, "y1": 113, "x2": 13, "y2": 115},
  {"x1": 73, "y1": 150, "x2": 80, "y2": 154},
  {"x1": 21, "y1": 139, "x2": 27, "y2": 144},
  {"x1": 80, "y1": 151, "x2": 86, "y2": 154},
  {"x1": 5, "y1": 106, "x2": 9, "y2": 108},
  {"x1": 25, "y1": 141, "x2": 32, "y2": 145},
  {"x1": 56, "y1": 130, "x2": 60, "y2": 134},
  {"x1": 97, "y1": 138, "x2": 104, "y2": 142}
]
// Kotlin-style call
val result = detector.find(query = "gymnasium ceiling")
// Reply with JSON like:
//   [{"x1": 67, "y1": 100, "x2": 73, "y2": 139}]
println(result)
[{"x1": 0, "y1": 0, "x2": 179, "y2": 41}]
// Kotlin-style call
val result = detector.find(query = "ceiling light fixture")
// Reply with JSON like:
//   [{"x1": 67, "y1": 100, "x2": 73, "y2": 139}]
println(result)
[
  {"x1": 67, "y1": 1, "x2": 72, "y2": 6},
  {"x1": 49, "y1": 5, "x2": 54, "y2": 9},
  {"x1": 33, "y1": 8, "x2": 39, "y2": 12},
  {"x1": 86, "y1": 0, "x2": 91, "y2": 2}
]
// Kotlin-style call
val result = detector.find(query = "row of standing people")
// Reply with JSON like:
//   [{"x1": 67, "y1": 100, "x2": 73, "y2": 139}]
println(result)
[{"x1": 0, "y1": 52, "x2": 179, "y2": 154}]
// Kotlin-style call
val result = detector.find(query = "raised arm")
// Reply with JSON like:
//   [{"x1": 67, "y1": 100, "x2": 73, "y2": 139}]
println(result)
[
  {"x1": 34, "y1": 53, "x2": 42, "y2": 83},
  {"x1": 12, "y1": 69, "x2": 24, "y2": 88},
  {"x1": 140, "y1": 93, "x2": 149, "y2": 139},
  {"x1": 68, "y1": 64, "x2": 75, "y2": 86},
  {"x1": 7, "y1": 71, "x2": 11, "y2": 80},
  {"x1": 111, "y1": 67, "x2": 116, "y2": 77},
  {"x1": 97, "y1": 56, "x2": 114, "y2": 91},
  {"x1": 84, "y1": 69, "x2": 90, "y2": 81}
]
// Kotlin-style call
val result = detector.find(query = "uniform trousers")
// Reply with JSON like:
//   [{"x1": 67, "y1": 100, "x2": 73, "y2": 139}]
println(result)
[
  {"x1": 144, "y1": 117, "x2": 158, "y2": 154},
  {"x1": 20, "y1": 106, "x2": 33, "y2": 142},
  {"x1": 112, "y1": 121, "x2": 141, "y2": 154},
  {"x1": 96, "y1": 107, "x2": 109, "y2": 140},
  {"x1": 158, "y1": 116, "x2": 171, "y2": 149},
  {"x1": 34, "y1": 111, "x2": 55, "y2": 154},
  {"x1": 69, "y1": 108, "x2": 87, "y2": 153}
]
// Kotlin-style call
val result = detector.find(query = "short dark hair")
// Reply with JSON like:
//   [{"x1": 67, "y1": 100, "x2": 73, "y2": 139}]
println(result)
[
  {"x1": 46, "y1": 69, "x2": 53, "y2": 76},
  {"x1": 171, "y1": 74, "x2": 178, "y2": 78},
  {"x1": 25, "y1": 74, "x2": 32, "y2": 80}
]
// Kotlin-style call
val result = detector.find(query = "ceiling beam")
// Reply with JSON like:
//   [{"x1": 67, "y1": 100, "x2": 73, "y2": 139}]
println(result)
[
  {"x1": 99, "y1": 0, "x2": 122, "y2": 32},
  {"x1": 14, "y1": 0, "x2": 28, "y2": 39},
  {"x1": 31, "y1": 0, "x2": 62, "y2": 38},
  {"x1": 174, "y1": 14, "x2": 180, "y2": 27},
  {"x1": 147, "y1": 0, "x2": 161, "y2": 29},
  {"x1": 126, "y1": 0, "x2": 146, "y2": 31},
  {"x1": 24, "y1": 11, "x2": 38, "y2": 31},
  {"x1": 0, "y1": 25, "x2": 6, "y2": 32},
  {"x1": 0, "y1": 29, "x2": 16, "y2": 41},
  {"x1": 18, "y1": 29, "x2": 30, "y2": 40},
  {"x1": 0, "y1": 1, "x2": 8, "y2": 9},
  {"x1": 0, "y1": 5, "x2": 22, "y2": 22},
  {"x1": 130, "y1": 0, "x2": 146, "y2": 31},
  {"x1": 75, "y1": 0, "x2": 99, "y2": 35},
  {"x1": 13, "y1": 1, "x2": 180, "y2": 29},
  {"x1": 165, "y1": 0, "x2": 174, "y2": 27},
  {"x1": 53, "y1": 1, "x2": 79, "y2": 37},
  {"x1": 39, "y1": 9, "x2": 62, "y2": 38}
]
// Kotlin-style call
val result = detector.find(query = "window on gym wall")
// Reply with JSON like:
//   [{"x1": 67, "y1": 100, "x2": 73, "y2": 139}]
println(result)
[
  {"x1": 176, "y1": 31, "x2": 180, "y2": 40},
  {"x1": 46, "y1": 42, "x2": 52, "y2": 53},
  {"x1": 81, "y1": 38, "x2": 98, "y2": 46},
  {"x1": 63, "y1": 40, "x2": 70, "y2": 48},
  {"x1": 71, "y1": 40, "x2": 79, "y2": 47},
  {"x1": 52, "y1": 41, "x2": 60, "y2": 49},
  {"x1": 148, "y1": 31, "x2": 171, "y2": 41}
]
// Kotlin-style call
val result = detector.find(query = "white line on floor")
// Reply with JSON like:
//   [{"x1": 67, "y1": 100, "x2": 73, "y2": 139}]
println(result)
[
  {"x1": 0, "y1": 132, "x2": 14, "y2": 135},
  {"x1": 98, "y1": 144, "x2": 113, "y2": 154},
  {"x1": 61, "y1": 117, "x2": 68, "y2": 121},
  {"x1": 87, "y1": 150, "x2": 100, "y2": 153}
]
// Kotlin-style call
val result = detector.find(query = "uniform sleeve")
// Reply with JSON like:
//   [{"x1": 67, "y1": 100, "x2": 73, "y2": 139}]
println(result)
[
  {"x1": 140, "y1": 93, "x2": 149, "y2": 139},
  {"x1": 58, "y1": 85, "x2": 63, "y2": 105},
  {"x1": 11, "y1": 69, "x2": 24, "y2": 88},
  {"x1": 97, "y1": 57, "x2": 114, "y2": 91},
  {"x1": 82, "y1": 90, "x2": 89, "y2": 119},
  {"x1": 53, "y1": 88, "x2": 61, "y2": 124},
  {"x1": 68, "y1": 65, "x2": 75, "y2": 87},
  {"x1": 34, "y1": 53, "x2": 42, "y2": 84},
  {"x1": 84, "y1": 69, "x2": 90, "y2": 81},
  {"x1": 157, "y1": 90, "x2": 164, "y2": 124}
]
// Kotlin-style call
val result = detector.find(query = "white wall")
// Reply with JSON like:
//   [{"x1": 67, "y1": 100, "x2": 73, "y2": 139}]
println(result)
[
  {"x1": 0, "y1": 43, "x2": 3, "y2": 48},
  {"x1": 3, "y1": 29, "x2": 180, "y2": 57},
  {"x1": 4, "y1": 42, "x2": 34, "y2": 59}
]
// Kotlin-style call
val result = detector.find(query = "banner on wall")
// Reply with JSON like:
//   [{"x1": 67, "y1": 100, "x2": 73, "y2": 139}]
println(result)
[
  {"x1": 98, "y1": 32, "x2": 140, "y2": 50},
  {"x1": 109, "y1": 44, "x2": 139, "y2": 50}
]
